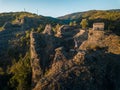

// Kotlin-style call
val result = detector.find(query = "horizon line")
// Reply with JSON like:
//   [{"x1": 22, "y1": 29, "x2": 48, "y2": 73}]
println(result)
[{"x1": 0, "y1": 8, "x2": 119, "y2": 18}]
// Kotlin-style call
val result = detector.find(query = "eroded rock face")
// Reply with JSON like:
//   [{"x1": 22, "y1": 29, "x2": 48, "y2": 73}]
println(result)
[
  {"x1": 30, "y1": 26, "x2": 120, "y2": 90},
  {"x1": 30, "y1": 32, "x2": 43, "y2": 86},
  {"x1": 33, "y1": 48, "x2": 120, "y2": 90},
  {"x1": 30, "y1": 31, "x2": 62, "y2": 87}
]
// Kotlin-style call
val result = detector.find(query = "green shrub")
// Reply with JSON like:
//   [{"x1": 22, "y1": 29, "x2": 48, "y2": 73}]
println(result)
[
  {"x1": 9, "y1": 52, "x2": 31, "y2": 90},
  {"x1": 25, "y1": 31, "x2": 30, "y2": 39},
  {"x1": 16, "y1": 33, "x2": 21, "y2": 37},
  {"x1": 37, "y1": 25, "x2": 44, "y2": 33},
  {"x1": 0, "y1": 67, "x2": 4, "y2": 75},
  {"x1": 0, "y1": 27, "x2": 4, "y2": 31}
]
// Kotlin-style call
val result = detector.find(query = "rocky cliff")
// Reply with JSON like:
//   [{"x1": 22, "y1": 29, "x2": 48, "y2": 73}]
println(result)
[
  {"x1": 30, "y1": 25, "x2": 120, "y2": 90},
  {"x1": 80, "y1": 30, "x2": 120, "y2": 54},
  {"x1": 30, "y1": 26, "x2": 62, "y2": 87}
]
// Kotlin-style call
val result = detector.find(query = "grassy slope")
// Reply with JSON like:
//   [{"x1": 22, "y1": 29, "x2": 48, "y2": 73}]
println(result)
[{"x1": 58, "y1": 9, "x2": 120, "y2": 35}]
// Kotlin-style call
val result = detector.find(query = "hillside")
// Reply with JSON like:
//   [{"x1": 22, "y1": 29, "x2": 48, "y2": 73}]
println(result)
[
  {"x1": 0, "y1": 12, "x2": 68, "y2": 28},
  {"x1": 0, "y1": 12, "x2": 67, "y2": 65},
  {"x1": 58, "y1": 9, "x2": 120, "y2": 20},
  {"x1": 0, "y1": 11, "x2": 120, "y2": 90},
  {"x1": 0, "y1": 12, "x2": 68, "y2": 89},
  {"x1": 59, "y1": 9, "x2": 120, "y2": 35}
]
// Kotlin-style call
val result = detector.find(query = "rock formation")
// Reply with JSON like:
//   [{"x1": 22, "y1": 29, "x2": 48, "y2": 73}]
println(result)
[
  {"x1": 30, "y1": 25, "x2": 120, "y2": 90},
  {"x1": 42, "y1": 24, "x2": 54, "y2": 35},
  {"x1": 30, "y1": 32, "x2": 43, "y2": 87},
  {"x1": 30, "y1": 30, "x2": 62, "y2": 87}
]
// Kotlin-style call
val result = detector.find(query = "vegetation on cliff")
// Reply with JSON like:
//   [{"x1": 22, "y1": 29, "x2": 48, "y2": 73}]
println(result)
[
  {"x1": 0, "y1": 10, "x2": 120, "y2": 90},
  {"x1": 9, "y1": 52, "x2": 31, "y2": 90}
]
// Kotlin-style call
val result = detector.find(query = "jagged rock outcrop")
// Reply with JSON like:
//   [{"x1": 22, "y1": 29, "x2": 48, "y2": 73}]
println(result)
[
  {"x1": 30, "y1": 30, "x2": 62, "y2": 88},
  {"x1": 34, "y1": 48, "x2": 120, "y2": 90},
  {"x1": 33, "y1": 48, "x2": 120, "y2": 90},
  {"x1": 30, "y1": 26, "x2": 120, "y2": 90},
  {"x1": 33, "y1": 49, "x2": 77, "y2": 90},
  {"x1": 30, "y1": 32, "x2": 43, "y2": 86},
  {"x1": 42, "y1": 24, "x2": 54, "y2": 35}
]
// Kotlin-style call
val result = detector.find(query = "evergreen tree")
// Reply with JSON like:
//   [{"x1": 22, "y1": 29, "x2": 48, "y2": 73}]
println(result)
[
  {"x1": 9, "y1": 52, "x2": 31, "y2": 90},
  {"x1": 69, "y1": 22, "x2": 73, "y2": 26},
  {"x1": 80, "y1": 19, "x2": 88, "y2": 29}
]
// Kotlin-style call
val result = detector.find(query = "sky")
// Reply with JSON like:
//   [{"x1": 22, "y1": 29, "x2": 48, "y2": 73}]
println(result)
[{"x1": 0, "y1": 0, "x2": 120, "y2": 17}]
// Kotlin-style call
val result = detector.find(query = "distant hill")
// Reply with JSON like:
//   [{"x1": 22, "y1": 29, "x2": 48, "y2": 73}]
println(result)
[
  {"x1": 58, "y1": 9, "x2": 120, "y2": 20},
  {"x1": 58, "y1": 9, "x2": 120, "y2": 35},
  {"x1": 0, "y1": 12, "x2": 67, "y2": 28}
]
